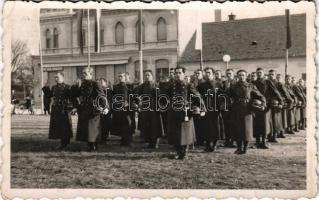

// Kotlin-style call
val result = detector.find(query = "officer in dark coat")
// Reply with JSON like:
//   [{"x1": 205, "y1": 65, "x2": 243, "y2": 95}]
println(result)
[
  {"x1": 72, "y1": 67, "x2": 106, "y2": 151},
  {"x1": 275, "y1": 73, "x2": 293, "y2": 137},
  {"x1": 285, "y1": 75, "x2": 298, "y2": 134},
  {"x1": 222, "y1": 68, "x2": 237, "y2": 147},
  {"x1": 197, "y1": 67, "x2": 223, "y2": 152},
  {"x1": 267, "y1": 69, "x2": 284, "y2": 141},
  {"x1": 167, "y1": 66, "x2": 205, "y2": 159},
  {"x1": 229, "y1": 69, "x2": 266, "y2": 154},
  {"x1": 48, "y1": 72, "x2": 73, "y2": 150},
  {"x1": 136, "y1": 70, "x2": 163, "y2": 148},
  {"x1": 252, "y1": 68, "x2": 272, "y2": 148},
  {"x1": 111, "y1": 72, "x2": 134, "y2": 146},
  {"x1": 42, "y1": 83, "x2": 52, "y2": 115},
  {"x1": 192, "y1": 69, "x2": 206, "y2": 146},
  {"x1": 99, "y1": 78, "x2": 112, "y2": 144}
]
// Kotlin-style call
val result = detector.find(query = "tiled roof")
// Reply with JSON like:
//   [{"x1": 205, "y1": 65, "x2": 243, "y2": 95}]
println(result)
[{"x1": 180, "y1": 14, "x2": 306, "y2": 63}]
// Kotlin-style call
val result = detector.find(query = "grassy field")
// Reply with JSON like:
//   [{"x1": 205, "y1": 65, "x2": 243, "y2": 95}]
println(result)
[{"x1": 11, "y1": 114, "x2": 306, "y2": 189}]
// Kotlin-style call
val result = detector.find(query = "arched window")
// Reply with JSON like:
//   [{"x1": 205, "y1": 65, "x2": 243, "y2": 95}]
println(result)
[
  {"x1": 115, "y1": 22, "x2": 124, "y2": 44},
  {"x1": 45, "y1": 29, "x2": 51, "y2": 49},
  {"x1": 155, "y1": 59, "x2": 169, "y2": 81},
  {"x1": 53, "y1": 28, "x2": 59, "y2": 48},
  {"x1": 134, "y1": 60, "x2": 147, "y2": 82},
  {"x1": 157, "y1": 18, "x2": 167, "y2": 41},
  {"x1": 135, "y1": 21, "x2": 145, "y2": 42}
]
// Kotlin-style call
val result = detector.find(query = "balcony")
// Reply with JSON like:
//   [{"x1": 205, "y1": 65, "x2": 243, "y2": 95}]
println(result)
[{"x1": 42, "y1": 40, "x2": 178, "y2": 56}]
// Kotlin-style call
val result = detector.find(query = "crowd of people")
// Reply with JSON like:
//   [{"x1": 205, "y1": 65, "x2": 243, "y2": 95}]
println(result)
[{"x1": 45, "y1": 66, "x2": 307, "y2": 160}]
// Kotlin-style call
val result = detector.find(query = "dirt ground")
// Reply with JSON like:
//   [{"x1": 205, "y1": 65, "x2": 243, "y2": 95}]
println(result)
[{"x1": 11, "y1": 114, "x2": 306, "y2": 189}]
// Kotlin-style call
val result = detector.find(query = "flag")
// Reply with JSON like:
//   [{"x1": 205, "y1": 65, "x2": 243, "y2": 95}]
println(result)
[
  {"x1": 137, "y1": 10, "x2": 142, "y2": 51},
  {"x1": 94, "y1": 9, "x2": 101, "y2": 52},
  {"x1": 285, "y1": 9, "x2": 292, "y2": 49},
  {"x1": 77, "y1": 9, "x2": 84, "y2": 54}
]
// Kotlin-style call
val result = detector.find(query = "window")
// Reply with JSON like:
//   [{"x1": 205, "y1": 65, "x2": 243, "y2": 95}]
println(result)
[
  {"x1": 115, "y1": 22, "x2": 124, "y2": 44},
  {"x1": 135, "y1": 21, "x2": 145, "y2": 42},
  {"x1": 134, "y1": 60, "x2": 147, "y2": 82},
  {"x1": 155, "y1": 59, "x2": 169, "y2": 81},
  {"x1": 45, "y1": 29, "x2": 51, "y2": 49},
  {"x1": 157, "y1": 17, "x2": 167, "y2": 41},
  {"x1": 100, "y1": 29, "x2": 104, "y2": 45},
  {"x1": 53, "y1": 28, "x2": 59, "y2": 48}
]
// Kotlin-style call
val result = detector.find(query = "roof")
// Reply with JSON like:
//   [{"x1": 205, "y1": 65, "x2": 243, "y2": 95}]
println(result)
[{"x1": 180, "y1": 14, "x2": 306, "y2": 63}]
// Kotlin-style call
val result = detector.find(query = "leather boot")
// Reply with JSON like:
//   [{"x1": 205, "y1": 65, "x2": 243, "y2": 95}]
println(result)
[{"x1": 234, "y1": 141, "x2": 242, "y2": 154}]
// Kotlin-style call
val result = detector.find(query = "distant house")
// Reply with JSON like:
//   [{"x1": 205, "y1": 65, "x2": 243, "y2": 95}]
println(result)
[{"x1": 180, "y1": 13, "x2": 306, "y2": 79}]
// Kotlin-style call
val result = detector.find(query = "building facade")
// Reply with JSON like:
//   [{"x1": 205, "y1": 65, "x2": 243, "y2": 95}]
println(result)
[{"x1": 32, "y1": 9, "x2": 178, "y2": 106}]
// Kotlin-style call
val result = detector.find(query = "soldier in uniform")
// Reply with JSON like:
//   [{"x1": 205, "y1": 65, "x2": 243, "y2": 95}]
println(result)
[
  {"x1": 222, "y1": 68, "x2": 237, "y2": 147},
  {"x1": 136, "y1": 70, "x2": 163, "y2": 148},
  {"x1": 250, "y1": 72, "x2": 257, "y2": 82},
  {"x1": 267, "y1": 69, "x2": 284, "y2": 141},
  {"x1": 112, "y1": 72, "x2": 134, "y2": 146},
  {"x1": 229, "y1": 69, "x2": 266, "y2": 154},
  {"x1": 42, "y1": 82, "x2": 52, "y2": 115},
  {"x1": 298, "y1": 79, "x2": 306, "y2": 130},
  {"x1": 275, "y1": 73, "x2": 293, "y2": 138},
  {"x1": 214, "y1": 69, "x2": 225, "y2": 141},
  {"x1": 197, "y1": 67, "x2": 223, "y2": 152},
  {"x1": 72, "y1": 67, "x2": 106, "y2": 151},
  {"x1": 48, "y1": 72, "x2": 73, "y2": 150},
  {"x1": 285, "y1": 75, "x2": 297, "y2": 134},
  {"x1": 99, "y1": 78, "x2": 112, "y2": 144},
  {"x1": 291, "y1": 77, "x2": 305, "y2": 132},
  {"x1": 167, "y1": 66, "x2": 205, "y2": 159}
]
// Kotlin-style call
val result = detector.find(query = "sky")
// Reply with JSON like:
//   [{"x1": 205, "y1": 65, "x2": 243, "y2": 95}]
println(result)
[{"x1": 5, "y1": 1, "x2": 314, "y2": 56}]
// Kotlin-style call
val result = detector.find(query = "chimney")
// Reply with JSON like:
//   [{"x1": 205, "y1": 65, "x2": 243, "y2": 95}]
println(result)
[
  {"x1": 215, "y1": 9, "x2": 222, "y2": 22},
  {"x1": 228, "y1": 13, "x2": 236, "y2": 21}
]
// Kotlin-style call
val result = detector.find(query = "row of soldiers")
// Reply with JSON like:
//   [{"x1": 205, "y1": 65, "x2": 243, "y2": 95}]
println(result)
[{"x1": 47, "y1": 66, "x2": 306, "y2": 160}]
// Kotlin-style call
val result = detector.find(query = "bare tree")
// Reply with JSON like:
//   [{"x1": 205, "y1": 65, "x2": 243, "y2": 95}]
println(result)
[{"x1": 11, "y1": 40, "x2": 29, "y2": 73}]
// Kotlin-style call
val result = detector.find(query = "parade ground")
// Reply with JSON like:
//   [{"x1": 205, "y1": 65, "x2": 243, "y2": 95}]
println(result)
[{"x1": 11, "y1": 114, "x2": 306, "y2": 189}]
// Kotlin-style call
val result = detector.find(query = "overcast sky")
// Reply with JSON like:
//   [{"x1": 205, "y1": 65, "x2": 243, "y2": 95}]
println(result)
[{"x1": 5, "y1": 1, "x2": 314, "y2": 56}]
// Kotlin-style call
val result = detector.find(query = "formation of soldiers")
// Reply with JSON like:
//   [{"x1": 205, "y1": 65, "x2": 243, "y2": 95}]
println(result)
[{"x1": 47, "y1": 66, "x2": 306, "y2": 160}]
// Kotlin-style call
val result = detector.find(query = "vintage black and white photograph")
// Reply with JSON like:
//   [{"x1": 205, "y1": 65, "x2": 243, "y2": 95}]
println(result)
[{"x1": 1, "y1": 1, "x2": 317, "y2": 198}]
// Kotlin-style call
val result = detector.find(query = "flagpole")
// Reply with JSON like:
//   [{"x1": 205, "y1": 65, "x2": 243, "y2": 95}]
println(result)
[
  {"x1": 285, "y1": 49, "x2": 288, "y2": 75},
  {"x1": 39, "y1": 38, "x2": 44, "y2": 114},
  {"x1": 139, "y1": 10, "x2": 143, "y2": 84},
  {"x1": 87, "y1": 9, "x2": 91, "y2": 68},
  {"x1": 200, "y1": 49, "x2": 203, "y2": 70}
]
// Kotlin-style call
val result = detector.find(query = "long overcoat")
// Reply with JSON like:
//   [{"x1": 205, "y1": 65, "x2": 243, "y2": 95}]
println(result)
[
  {"x1": 42, "y1": 86, "x2": 52, "y2": 111},
  {"x1": 136, "y1": 81, "x2": 163, "y2": 142},
  {"x1": 166, "y1": 80, "x2": 205, "y2": 146},
  {"x1": 292, "y1": 84, "x2": 305, "y2": 123},
  {"x1": 222, "y1": 78, "x2": 237, "y2": 140},
  {"x1": 197, "y1": 80, "x2": 223, "y2": 142},
  {"x1": 276, "y1": 81, "x2": 293, "y2": 129},
  {"x1": 192, "y1": 78, "x2": 206, "y2": 143},
  {"x1": 229, "y1": 81, "x2": 266, "y2": 142},
  {"x1": 74, "y1": 80, "x2": 104, "y2": 142},
  {"x1": 49, "y1": 83, "x2": 73, "y2": 140},
  {"x1": 285, "y1": 83, "x2": 297, "y2": 126}
]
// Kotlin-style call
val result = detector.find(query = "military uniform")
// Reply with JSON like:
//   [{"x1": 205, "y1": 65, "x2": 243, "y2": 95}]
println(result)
[
  {"x1": 197, "y1": 79, "x2": 223, "y2": 151},
  {"x1": 100, "y1": 85, "x2": 112, "y2": 144},
  {"x1": 229, "y1": 81, "x2": 266, "y2": 153},
  {"x1": 299, "y1": 85, "x2": 306, "y2": 130},
  {"x1": 48, "y1": 83, "x2": 73, "y2": 147},
  {"x1": 167, "y1": 80, "x2": 205, "y2": 159},
  {"x1": 111, "y1": 82, "x2": 134, "y2": 146},
  {"x1": 42, "y1": 86, "x2": 52, "y2": 115},
  {"x1": 136, "y1": 81, "x2": 163, "y2": 148},
  {"x1": 292, "y1": 84, "x2": 306, "y2": 131},
  {"x1": 73, "y1": 79, "x2": 104, "y2": 150},
  {"x1": 285, "y1": 83, "x2": 297, "y2": 132}
]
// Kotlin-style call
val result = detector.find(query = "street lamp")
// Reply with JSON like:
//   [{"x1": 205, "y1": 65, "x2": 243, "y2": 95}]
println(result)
[{"x1": 223, "y1": 54, "x2": 231, "y2": 69}]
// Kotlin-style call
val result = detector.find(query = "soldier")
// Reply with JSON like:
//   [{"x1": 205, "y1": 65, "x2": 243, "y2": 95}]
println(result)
[
  {"x1": 291, "y1": 77, "x2": 304, "y2": 132},
  {"x1": 72, "y1": 67, "x2": 106, "y2": 151},
  {"x1": 285, "y1": 75, "x2": 297, "y2": 134},
  {"x1": 229, "y1": 69, "x2": 266, "y2": 154},
  {"x1": 167, "y1": 66, "x2": 205, "y2": 159},
  {"x1": 250, "y1": 72, "x2": 257, "y2": 82},
  {"x1": 197, "y1": 67, "x2": 223, "y2": 152},
  {"x1": 99, "y1": 78, "x2": 112, "y2": 144},
  {"x1": 125, "y1": 72, "x2": 137, "y2": 134},
  {"x1": 48, "y1": 72, "x2": 73, "y2": 150},
  {"x1": 42, "y1": 82, "x2": 52, "y2": 115},
  {"x1": 222, "y1": 68, "x2": 237, "y2": 147},
  {"x1": 275, "y1": 73, "x2": 293, "y2": 138},
  {"x1": 192, "y1": 69, "x2": 206, "y2": 145},
  {"x1": 136, "y1": 70, "x2": 163, "y2": 148},
  {"x1": 111, "y1": 72, "x2": 134, "y2": 146},
  {"x1": 297, "y1": 79, "x2": 306, "y2": 130},
  {"x1": 267, "y1": 69, "x2": 284, "y2": 141}
]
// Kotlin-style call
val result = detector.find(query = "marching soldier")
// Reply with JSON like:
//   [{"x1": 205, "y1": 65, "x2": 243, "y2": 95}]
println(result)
[
  {"x1": 197, "y1": 67, "x2": 223, "y2": 152},
  {"x1": 267, "y1": 69, "x2": 284, "y2": 141},
  {"x1": 229, "y1": 70, "x2": 266, "y2": 154},
  {"x1": 48, "y1": 72, "x2": 73, "y2": 150},
  {"x1": 167, "y1": 66, "x2": 205, "y2": 159},
  {"x1": 72, "y1": 67, "x2": 106, "y2": 151},
  {"x1": 112, "y1": 72, "x2": 134, "y2": 146},
  {"x1": 136, "y1": 70, "x2": 163, "y2": 148},
  {"x1": 222, "y1": 68, "x2": 237, "y2": 147}
]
